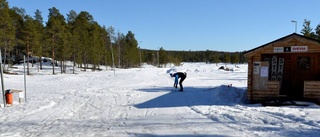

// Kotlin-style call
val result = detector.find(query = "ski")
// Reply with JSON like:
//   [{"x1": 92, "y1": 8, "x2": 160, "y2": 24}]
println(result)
[{"x1": 171, "y1": 90, "x2": 183, "y2": 92}]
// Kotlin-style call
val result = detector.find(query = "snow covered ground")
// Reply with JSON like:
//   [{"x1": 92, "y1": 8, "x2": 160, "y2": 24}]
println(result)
[{"x1": 0, "y1": 62, "x2": 320, "y2": 137}]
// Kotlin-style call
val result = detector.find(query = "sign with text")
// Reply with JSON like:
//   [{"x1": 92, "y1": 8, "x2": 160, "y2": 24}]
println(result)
[
  {"x1": 291, "y1": 46, "x2": 308, "y2": 52},
  {"x1": 253, "y1": 62, "x2": 260, "y2": 74},
  {"x1": 274, "y1": 47, "x2": 284, "y2": 52},
  {"x1": 273, "y1": 46, "x2": 307, "y2": 53}
]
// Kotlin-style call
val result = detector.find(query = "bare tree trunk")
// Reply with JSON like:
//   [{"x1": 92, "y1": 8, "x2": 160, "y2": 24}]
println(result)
[
  {"x1": 52, "y1": 35, "x2": 55, "y2": 74},
  {"x1": 118, "y1": 41, "x2": 121, "y2": 68},
  {"x1": 73, "y1": 54, "x2": 75, "y2": 74},
  {"x1": 27, "y1": 39, "x2": 30, "y2": 75},
  {"x1": 4, "y1": 46, "x2": 7, "y2": 71},
  {"x1": 60, "y1": 60, "x2": 63, "y2": 74},
  {"x1": 40, "y1": 55, "x2": 42, "y2": 70}
]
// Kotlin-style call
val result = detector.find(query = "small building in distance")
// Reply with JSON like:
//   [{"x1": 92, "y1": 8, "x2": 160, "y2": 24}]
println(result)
[{"x1": 244, "y1": 33, "x2": 320, "y2": 103}]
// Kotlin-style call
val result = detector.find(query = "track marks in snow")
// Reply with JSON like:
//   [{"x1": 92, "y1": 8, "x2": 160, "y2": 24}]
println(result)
[
  {"x1": 190, "y1": 105, "x2": 320, "y2": 136},
  {"x1": 257, "y1": 108, "x2": 320, "y2": 128},
  {"x1": 144, "y1": 109, "x2": 154, "y2": 117}
]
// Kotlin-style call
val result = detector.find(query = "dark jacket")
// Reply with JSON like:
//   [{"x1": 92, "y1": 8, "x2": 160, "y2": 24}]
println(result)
[{"x1": 173, "y1": 72, "x2": 187, "y2": 78}]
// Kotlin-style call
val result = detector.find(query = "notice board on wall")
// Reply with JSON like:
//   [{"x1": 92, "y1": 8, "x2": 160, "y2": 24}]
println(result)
[{"x1": 253, "y1": 61, "x2": 269, "y2": 90}]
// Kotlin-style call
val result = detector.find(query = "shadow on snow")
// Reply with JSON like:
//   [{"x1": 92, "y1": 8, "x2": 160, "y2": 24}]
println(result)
[{"x1": 134, "y1": 85, "x2": 247, "y2": 108}]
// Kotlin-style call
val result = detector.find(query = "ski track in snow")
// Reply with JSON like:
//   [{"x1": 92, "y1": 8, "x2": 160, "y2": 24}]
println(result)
[{"x1": 0, "y1": 63, "x2": 320, "y2": 137}]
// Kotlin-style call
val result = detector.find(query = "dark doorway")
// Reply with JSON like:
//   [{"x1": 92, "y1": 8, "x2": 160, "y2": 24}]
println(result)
[
  {"x1": 262, "y1": 53, "x2": 318, "y2": 100},
  {"x1": 262, "y1": 54, "x2": 291, "y2": 96}
]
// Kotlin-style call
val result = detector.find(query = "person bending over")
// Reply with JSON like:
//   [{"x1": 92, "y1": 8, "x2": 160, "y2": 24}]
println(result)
[{"x1": 170, "y1": 72, "x2": 187, "y2": 92}]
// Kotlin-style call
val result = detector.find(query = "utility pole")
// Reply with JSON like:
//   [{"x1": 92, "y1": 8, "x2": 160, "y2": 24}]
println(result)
[
  {"x1": 118, "y1": 36, "x2": 121, "y2": 68},
  {"x1": 157, "y1": 50, "x2": 159, "y2": 67},
  {"x1": 291, "y1": 20, "x2": 297, "y2": 33},
  {"x1": 24, "y1": 55, "x2": 27, "y2": 102},
  {"x1": 139, "y1": 41, "x2": 142, "y2": 70},
  {"x1": 0, "y1": 50, "x2": 6, "y2": 107}
]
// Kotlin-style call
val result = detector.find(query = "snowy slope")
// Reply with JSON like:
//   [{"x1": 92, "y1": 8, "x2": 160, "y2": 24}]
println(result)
[{"x1": 0, "y1": 62, "x2": 320, "y2": 137}]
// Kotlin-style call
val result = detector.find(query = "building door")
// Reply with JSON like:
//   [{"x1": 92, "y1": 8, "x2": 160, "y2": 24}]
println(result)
[{"x1": 291, "y1": 53, "x2": 316, "y2": 100}]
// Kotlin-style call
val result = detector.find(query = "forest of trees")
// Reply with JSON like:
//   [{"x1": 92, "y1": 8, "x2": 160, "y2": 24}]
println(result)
[
  {"x1": 0, "y1": 0, "x2": 147, "y2": 74},
  {"x1": 5, "y1": 1, "x2": 320, "y2": 75}
]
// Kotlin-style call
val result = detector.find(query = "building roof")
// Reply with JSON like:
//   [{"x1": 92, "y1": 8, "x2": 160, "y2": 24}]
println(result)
[{"x1": 244, "y1": 33, "x2": 319, "y2": 57}]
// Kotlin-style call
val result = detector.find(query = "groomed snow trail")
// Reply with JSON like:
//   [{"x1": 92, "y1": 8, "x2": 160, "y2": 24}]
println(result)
[{"x1": 1, "y1": 63, "x2": 320, "y2": 137}]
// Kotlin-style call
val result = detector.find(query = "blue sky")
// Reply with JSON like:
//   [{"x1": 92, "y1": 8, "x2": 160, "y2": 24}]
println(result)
[{"x1": 7, "y1": 0, "x2": 320, "y2": 52}]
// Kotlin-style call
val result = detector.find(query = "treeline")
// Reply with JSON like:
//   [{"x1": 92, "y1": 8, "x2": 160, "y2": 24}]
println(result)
[
  {"x1": 0, "y1": 0, "x2": 247, "y2": 75},
  {"x1": 144, "y1": 48, "x2": 247, "y2": 67}
]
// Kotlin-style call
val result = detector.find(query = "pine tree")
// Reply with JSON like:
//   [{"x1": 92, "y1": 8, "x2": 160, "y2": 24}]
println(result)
[
  {"x1": 301, "y1": 19, "x2": 315, "y2": 38},
  {"x1": 46, "y1": 7, "x2": 67, "y2": 74},
  {"x1": 9, "y1": 7, "x2": 25, "y2": 66},
  {"x1": 21, "y1": 15, "x2": 39, "y2": 74},
  {"x1": 73, "y1": 11, "x2": 93, "y2": 70},
  {"x1": 96, "y1": 24, "x2": 107, "y2": 70},
  {"x1": 0, "y1": 0, "x2": 15, "y2": 66},
  {"x1": 33, "y1": 9, "x2": 44, "y2": 70},
  {"x1": 67, "y1": 10, "x2": 78, "y2": 73},
  {"x1": 57, "y1": 26, "x2": 71, "y2": 74},
  {"x1": 158, "y1": 47, "x2": 167, "y2": 67},
  {"x1": 89, "y1": 22, "x2": 105, "y2": 70},
  {"x1": 116, "y1": 32, "x2": 126, "y2": 68},
  {"x1": 100, "y1": 26, "x2": 109, "y2": 70},
  {"x1": 124, "y1": 31, "x2": 139, "y2": 68},
  {"x1": 315, "y1": 24, "x2": 320, "y2": 41}
]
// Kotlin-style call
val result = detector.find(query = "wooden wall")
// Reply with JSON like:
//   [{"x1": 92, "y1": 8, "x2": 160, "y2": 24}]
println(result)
[
  {"x1": 250, "y1": 81, "x2": 280, "y2": 101},
  {"x1": 304, "y1": 81, "x2": 320, "y2": 102}
]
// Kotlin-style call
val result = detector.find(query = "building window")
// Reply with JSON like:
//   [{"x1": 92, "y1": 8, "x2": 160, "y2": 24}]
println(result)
[{"x1": 297, "y1": 57, "x2": 310, "y2": 70}]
